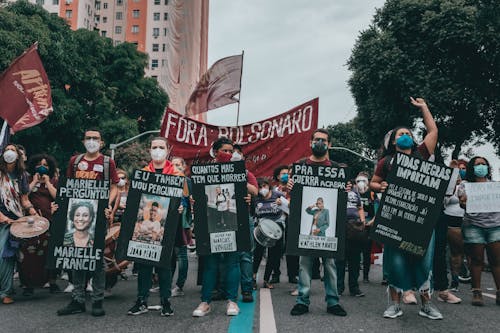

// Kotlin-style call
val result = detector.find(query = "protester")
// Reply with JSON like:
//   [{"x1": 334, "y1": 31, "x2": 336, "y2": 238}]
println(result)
[
  {"x1": 289, "y1": 128, "x2": 347, "y2": 317},
  {"x1": 458, "y1": 156, "x2": 500, "y2": 306},
  {"x1": 127, "y1": 137, "x2": 183, "y2": 316},
  {"x1": 0, "y1": 144, "x2": 38, "y2": 304},
  {"x1": 111, "y1": 169, "x2": 129, "y2": 224},
  {"x1": 57, "y1": 129, "x2": 119, "y2": 316},
  {"x1": 192, "y1": 137, "x2": 257, "y2": 317},
  {"x1": 370, "y1": 97, "x2": 442, "y2": 319}
]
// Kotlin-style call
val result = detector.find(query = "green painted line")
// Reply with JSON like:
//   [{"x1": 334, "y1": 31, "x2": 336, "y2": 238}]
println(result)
[{"x1": 228, "y1": 291, "x2": 257, "y2": 333}]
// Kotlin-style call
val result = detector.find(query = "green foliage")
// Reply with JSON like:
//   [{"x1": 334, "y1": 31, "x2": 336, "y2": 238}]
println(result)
[
  {"x1": 348, "y1": 0, "x2": 499, "y2": 159},
  {"x1": 0, "y1": 1, "x2": 168, "y2": 171}
]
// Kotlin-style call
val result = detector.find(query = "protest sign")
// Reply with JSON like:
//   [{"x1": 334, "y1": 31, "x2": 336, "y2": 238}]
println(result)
[
  {"x1": 115, "y1": 170, "x2": 184, "y2": 266},
  {"x1": 464, "y1": 182, "x2": 500, "y2": 213},
  {"x1": 190, "y1": 161, "x2": 251, "y2": 255},
  {"x1": 286, "y1": 163, "x2": 348, "y2": 259},
  {"x1": 370, "y1": 153, "x2": 453, "y2": 256},
  {"x1": 47, "y1": 178, "x2": 109, "y2": 271}
]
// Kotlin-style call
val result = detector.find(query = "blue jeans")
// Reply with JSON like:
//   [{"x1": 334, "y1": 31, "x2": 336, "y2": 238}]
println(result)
[
  {"x1": 296, "y1": 256, "x2": 340, "y2": 307},
  {"x1": 201, "y1": 252, "x2": 240, "y2": 303},
  {"x1": 240, "y1": 218, "x2": 255, "y2": 293},
  {"x1": 173, "y1": 245, "x2": 188, "y2": 289},
  {"x1": 137, "y1": 263, "x2": 172, "y2": 301}
]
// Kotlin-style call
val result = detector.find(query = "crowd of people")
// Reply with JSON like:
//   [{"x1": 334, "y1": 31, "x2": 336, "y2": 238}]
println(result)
[{"x1": 0, "y1": 97, "x2": 499, "y2": 323}]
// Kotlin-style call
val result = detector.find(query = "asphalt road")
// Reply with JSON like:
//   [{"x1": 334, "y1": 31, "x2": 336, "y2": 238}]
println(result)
[{"x1": 2, "y1": 254, "x2": 499, "y2": 333}]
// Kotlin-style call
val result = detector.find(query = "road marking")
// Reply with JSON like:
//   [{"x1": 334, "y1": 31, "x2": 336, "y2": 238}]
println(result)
[
  {"x1": 228, "y1": 291, "x2": 257, "y2": 333},
  {"x1": 259, "y1": 288, "x2": 277, "y2": 333},
  {"x1": 483, "y1": 292, "x2": 496, "y2": 299}
]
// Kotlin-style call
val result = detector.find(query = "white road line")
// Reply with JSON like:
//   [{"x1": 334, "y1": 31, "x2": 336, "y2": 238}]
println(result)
[
  {"x1": 259, "y1": 288, "x2": 277, "y2": 333},
  {"x1": 482, "y1": 292, "x2": 496, "y2": 299}
]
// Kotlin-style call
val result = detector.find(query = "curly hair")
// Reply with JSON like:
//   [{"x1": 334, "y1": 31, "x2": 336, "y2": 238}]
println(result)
[
  {"x1": 69, "y1": 201, "x2": 96, "y2": 230},
  {"x1": 27, "y1": 154, "x2": 58, "y2": 179}
]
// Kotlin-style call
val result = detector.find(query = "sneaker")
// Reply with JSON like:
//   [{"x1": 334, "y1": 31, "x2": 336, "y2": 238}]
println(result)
[
  {"x1": 290, "y1": 303, "x2": 309, "y2": 316},
  {"x1": 437, "y1": 290, "x2": 461, "y2": 304},
  {"x1": 419, "y1": 302, "x2": 443, "y2": 320},
  {"x1": 149, "y1": 286, "x2": 160, "y2": 293},
  {"x1": 43, "y1": 282, "x2": 50, "y2": 288},
  {"x1": 458, "y1": 274, "x2": 471, "y2": 283},
  {"x1": 161, "y1": 299, "x2": 174, "y2": 316},
  {"x1": 128, "y1": 299, "x2": 148, "y2": 315},
  {"x1": 57, "y1": 299, "x2": 86, "y2": 316},
  {"x1": 383, "y1": 303, "x2": 403, "y2": 319},
  {"x1": 402, "y1": 291, "x2": 418, "y2": 305},
  {"x1": 350, "y1": 289, "x2": 365, "y2": 297},
  {"x1": 91, "y1": 300, "x2": 105, "y2": 317},
  {"x1": 63, "y1": 283, "x2": 74, "y2": 293},
  {"x1": 192, "y1": 302, "x2": 211, "y2": 317},
  {"x1": 2, "y1": 296, "x2": 14, "y2": 304},
  {"x1": 290, "y1": 289, "x2": 299, "y2": 296},
  {"x1": 471, "y1": 289, "x2": 484, "y2": 306},
  {"x1": 242, "y1": 291, "x2": 254, "y2": 303},
  {"x1": 327, "y1": 304, "x2": 347, "y2": 316},
  {"x1": 50, "y1": 283, "x2": 62, "y2": 293},
  {"x1": 226, "y1": 301, "x2": 239, "y2": 316},
  {"x1": 171, "y1": 286, "x2": 184, "y2": 297},
  {"x1": 61, "y1": 272, "x2": 69, "y2": 281},
  {"x1": 86, "y1": 282, "x2": 93, "y2": 292}
]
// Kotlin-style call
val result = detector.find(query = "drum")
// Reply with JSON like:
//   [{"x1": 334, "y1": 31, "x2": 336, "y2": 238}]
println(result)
[
  {"x1": 104, "y1": 223, "x2": 129, "y2": 289},
  {"x1": 254, "y1": 218, "x2": 283, "y2": 247},
  {"x1": 11, "y1": 216, "x2": 50, "y2": 288}
]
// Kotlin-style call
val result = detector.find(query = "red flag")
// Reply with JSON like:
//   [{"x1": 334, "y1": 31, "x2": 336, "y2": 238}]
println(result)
[
  {"x1": 162, "y1": 98, "x2": 319, "y2": 177},
  {"x1": 0, "y1": 43, "x2": 53, "y2": 133},
  {"x1": 185, "y1": 54, "x2": 243, "y2": 116}
]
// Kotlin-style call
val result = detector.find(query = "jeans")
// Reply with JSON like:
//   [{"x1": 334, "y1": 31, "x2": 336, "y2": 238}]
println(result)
[
  {"x1": 433, "y1": 213, "x2": 449, "y2": 291},
  {"x1": 296, "y1": 256, "x2": 339, "y2": 307},
  {"x1": 240, "y1": 218, "x2": 255, "y2": 293},
  {"x1": 201, "y1": 252, "x2": 240, "y2": 303},
  {"x1": 72, "y1": 264, "x2": 105, "y2": 303},
  {"x1": 137, "y1": 263, "x2": 172, "y2": 301},
  {"x1": 337, "y1": 239, "x2": 364, "y2": 293},
  {"x1": 0, "y1": 225, "x2": 14, "y2": 298},
  {"x1": 172, "y1": 245, "x2": 188, "y2": 289}
]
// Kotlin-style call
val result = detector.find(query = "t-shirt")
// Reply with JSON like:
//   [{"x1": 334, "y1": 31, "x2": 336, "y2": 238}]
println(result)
[
  {"x1": 255, "y1": 190, "x2": 284, "y2": 221},
  {"x1": 459, "y1": 181, "x2": 500, "y2": 228},
  {"x1": 247, "y1": 170, "x2": 258, "y2": 188},
  {"x1": 359, "y1": 190, "x2": 376, "y2": 218},
  {"x1": 67, "y1": 154, "x2": 119, "y2": 184},
  {"x1": 374, "y1": 143, "x2": 430, "y2": 180},
  {"x1": 346, "y1": 190, "x2": 362, "y2": 219},
  {"x1": 29, "y1": 177, "x2": 58, "y2": 219},
  {"x1": 0, "y1": 171, "x2": 30, "y2": 219}
]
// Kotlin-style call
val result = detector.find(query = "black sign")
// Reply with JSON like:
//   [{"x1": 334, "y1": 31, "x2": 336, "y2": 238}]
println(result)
[
  {"x1": 286, "y1": 163, "x2": 348, "y2": 259},
  {"x1": 47, "y1": 178, "x2": 109, "y2": 271},
  {"x1": 370, "y1": 153, "x2": 452, "y2": 256},
  {"x1": 115, "y1": 170, "x2": 183, "y2": 266},
  {"x1": 191, "y1": 161, "x2": 251, "y2": 255}
]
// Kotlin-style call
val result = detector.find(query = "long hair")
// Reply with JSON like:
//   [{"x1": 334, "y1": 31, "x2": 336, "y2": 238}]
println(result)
[
  {"x1": 0, "y1": 144, "x2": 26, "y2": 176},
  {"x1": 379, "y1": 126, "x2": 418, "y2": 159},
  {"x1": 465, "y1": 156, "x2": 491, "y2": 182},
  {"x1": 27, "y1": 154, "x2": 58, "y2": 179},
  {"x1": 116, "y1": 168, "x2": 130, "y2": 191}
]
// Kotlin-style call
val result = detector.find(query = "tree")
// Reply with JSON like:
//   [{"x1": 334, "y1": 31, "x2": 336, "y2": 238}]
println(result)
[
  {"x1": 0, "y1": 1, "x2": 168, "y2": 170},
  {"x1": 348, "y1": 0, "x2": 499, "y2": 159}
]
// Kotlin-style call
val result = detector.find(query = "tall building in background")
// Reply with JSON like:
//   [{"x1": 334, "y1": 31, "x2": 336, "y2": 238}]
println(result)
[{"x1": 8, "y1": 0, "x2": 208, "y2": 118}]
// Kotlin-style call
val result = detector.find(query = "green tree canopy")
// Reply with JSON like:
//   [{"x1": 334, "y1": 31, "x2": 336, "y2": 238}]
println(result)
[
  {"x1": 348, "y1": 0, "x2": 499, "y2": 159},
  {"x1": 0, "y1": 1, "x2": 168, "y2": 170}
]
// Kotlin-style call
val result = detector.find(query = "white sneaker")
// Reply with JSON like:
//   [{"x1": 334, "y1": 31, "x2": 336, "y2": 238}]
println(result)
[
  {"x1": 226, "y1": 301, "x2": 240, "y2": 316},
  {"x1": 171, "y1": 286, "x2": 184, "y2": 297},
  {"x1": 61, "y1": 272, "x2": 69, "y2": 281},
  {"x1": 43, "y1": 282, "x2": 50, "y2": 288},
  {"x1": 86, "y1": 282, "x2": 93, "y2": 292},
  {"x1": 193, "y1": 302, "x2": 211, "y2": 317},
  {"x1": 64, "y1": 283, "x2": 74, "y2": 293},
  {"x1": 149, "y1": 286, "x2": 160, "y2": 293}
]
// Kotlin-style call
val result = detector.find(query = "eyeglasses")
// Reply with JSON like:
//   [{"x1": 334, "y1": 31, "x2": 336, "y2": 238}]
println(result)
[{"x1": 84, "y1": 136, "x2": 101, "y2": 140}]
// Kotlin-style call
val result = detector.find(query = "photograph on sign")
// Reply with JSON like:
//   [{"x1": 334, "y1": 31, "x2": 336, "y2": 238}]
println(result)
[
  {"x1": 131, "y1": 194, "x2": 170, "y2": 245},
  {"x1": 205, "y1": 184, "x2": 237, "y2": 233},
  {"x1": 63, "y1": 199, "x2": 98, "y2": 248}
]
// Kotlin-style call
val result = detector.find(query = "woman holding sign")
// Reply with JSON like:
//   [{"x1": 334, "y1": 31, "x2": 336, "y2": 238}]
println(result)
[
  {"x1": 458, "y1": 156, "x2": 500, "y2": 306},
  {"x1": 370, "y1": 97, "x2": 443, "y2": 320}
]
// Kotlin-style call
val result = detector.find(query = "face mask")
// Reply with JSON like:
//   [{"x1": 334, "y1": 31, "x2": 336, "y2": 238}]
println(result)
[
  {"x1": 311, "y1": 139, "x2": 328, "y2": 157},
  {"x1": 151, "y1": 148, "x2": 167, "y2": 161},
  {"x1": 355, "y1": 177, "x2": 369, "y2": 194},
  {"x1": 259, "y1": 188, "x2": 269, "y2": 197},
  {"x1": 231, "y1": 152, "x2": 242, "y2": 162},
  {"x1": 3, "y1": 150, "x2": 18, "y2": 164},
  {"x1": 36, "y1": 165, "x2": 49, "y2": 175},
  {"x1": 473, "y1": 164, "x2": 488, "y2": 178},
  {"x1": 217, "y1": 152, "x2": 233, "y2": 163},
  {"x1": 84, "y1": 139, "x2": 100, "y2": 153},
  {"x1": 280, "y1": 173, "x2": 289, "y2": 184},
  {"x1": 395, "y1": 134, "x2": 414, "y2": 150},
  {"x1": 458, "y1": 169, "x2": 466, "y2": 179},
  {"x1": 117, "y1": 178, "x2": 127, "y2": 187}
]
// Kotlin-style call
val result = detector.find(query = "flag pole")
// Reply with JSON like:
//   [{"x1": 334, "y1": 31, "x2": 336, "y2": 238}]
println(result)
[
  {"x1": 0, "y1": 121, "x2": 7, "y2": 140},
  {"x1": 236, "y1": 50, "x2": 244, "y2": 126}
]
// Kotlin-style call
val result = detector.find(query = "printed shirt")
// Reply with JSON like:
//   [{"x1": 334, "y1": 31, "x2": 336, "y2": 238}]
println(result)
[
  {"x1": 346, "y1": 189, "x2": 362, "y2": 219},
  {"x1": 255, "y1": 190, "x2": 284, "y2": 221},
  {"x1": 67, "y1": 154, "x2": 119, "y2": 184}
]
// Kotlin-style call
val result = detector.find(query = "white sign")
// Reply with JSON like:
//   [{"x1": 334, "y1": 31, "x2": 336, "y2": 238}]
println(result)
[
  {"x1": 464, "y1": 182, "x2": 500, "y2": 213},
  {"x1": 127, "y1": 241, "x2": 162, "y2": 262},
  {"x1": 210, "y1": 231, "x2": 237, "y2": 253}
]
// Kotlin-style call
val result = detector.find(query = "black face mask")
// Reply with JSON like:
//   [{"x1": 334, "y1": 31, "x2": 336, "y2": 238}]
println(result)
[{"x1": 311, "y1": 140, "x2": 328, "y2": 157}]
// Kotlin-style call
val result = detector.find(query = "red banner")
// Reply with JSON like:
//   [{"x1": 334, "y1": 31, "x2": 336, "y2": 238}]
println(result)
[
  {"x1": 0, "y1": 43, "x2": 53, "y2": 133},
  {"x1": 161, "y1": 98, "x2": 319, "y2": 177}
]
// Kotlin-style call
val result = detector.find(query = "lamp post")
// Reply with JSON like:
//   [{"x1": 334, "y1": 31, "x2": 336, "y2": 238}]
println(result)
[{"x1": 109, "y1": 130, "x2": 160, "y2": 160}]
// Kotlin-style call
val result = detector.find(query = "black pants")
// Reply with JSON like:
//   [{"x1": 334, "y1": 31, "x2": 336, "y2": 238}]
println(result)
[
  {"x1": 253, "y1": 237, "x2": 283, "y2": 282},
  {"x1": 337, "y1": 239, "x2": 364, "y2": 293}
]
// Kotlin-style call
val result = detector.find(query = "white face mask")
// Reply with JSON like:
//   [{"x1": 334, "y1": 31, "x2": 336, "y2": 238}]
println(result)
[
  {"x1": 259, "y1": 188, "x2": 269, "y2": 197},
  {"x1": 231, "y1": 151, "x2": 242, "y2": 162},
  {"x1": 3, "y1": 150, "x2": 18, "y2": 164},
  {"x1": 355, "y1": 177, "x2": 369, "y2": 194},
  {"x1": 151, "y1": 148, "x2": 167, "y2": 161},
  {"x1": 84, "y1": 139, "x2": 100, "y2": 153},
  {"x1": 117, "y1": 178, "x2": 127, "y2": 187}
]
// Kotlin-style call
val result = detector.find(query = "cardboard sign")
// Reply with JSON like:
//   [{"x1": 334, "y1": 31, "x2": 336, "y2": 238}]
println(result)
[
  {"x1": 286, "y1": 163, "x2": 348, "y2": 259},
  {"x1": 191, "y1": 161, "x2": 251, "y2": 255},
  {"x1": 464, "y1": 182, "x2": 500, "y2": 213},
  {"x1": 47, "y1": 178, "x2": 109, "y2": 271},
  {"x1": 115, "y1": 170, "x2": 183, "y2": 266},
  {"x1": 370, "y1": 153, "x2": 453, "y2": 256}
]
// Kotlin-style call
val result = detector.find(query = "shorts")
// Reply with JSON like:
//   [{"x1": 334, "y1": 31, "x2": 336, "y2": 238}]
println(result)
[
  {"x1": 462, "y1": 224, "x2": 500, "y2": 244},
  {"x1": 445, "y1": 215, "x2": 463, "y2": 228}
]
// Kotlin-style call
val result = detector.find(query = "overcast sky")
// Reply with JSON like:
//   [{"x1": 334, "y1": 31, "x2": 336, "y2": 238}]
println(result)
[{"x1": 206, "y1": 0, "x2": 499, "y2": 179}]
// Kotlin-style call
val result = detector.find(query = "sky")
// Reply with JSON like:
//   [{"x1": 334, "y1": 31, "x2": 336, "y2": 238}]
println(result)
[{"x1": 206, "y1": 0, "x2": 500, "y2": 179}]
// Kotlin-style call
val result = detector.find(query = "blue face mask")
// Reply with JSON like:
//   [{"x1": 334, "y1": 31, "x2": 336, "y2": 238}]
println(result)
[
  {"x1": 473, "y1": 164, "x2": 488, "y2": 178},
  {"x1": 280, "y1": 173, "x2": 289, "y2": 183},
  {"x1": 36, "y1": 165, "x2": 49, "y2": 175},
  {"x1": 458, "y1": 169, "x2": 466, "y2": 179},
  {"x1": 395, "y1": 134, "x2": 414, "y2": 150}
]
